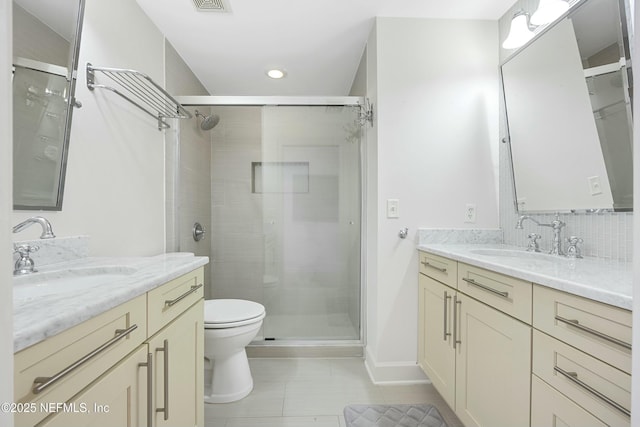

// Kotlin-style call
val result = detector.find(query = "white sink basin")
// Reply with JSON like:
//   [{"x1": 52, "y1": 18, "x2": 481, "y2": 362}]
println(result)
[
  {"x1": 13, "y1": 266, "x2": 137, "y2": 300},
  {"x1": 469, "y1": 248, "x2": 562, "y2": 262}
]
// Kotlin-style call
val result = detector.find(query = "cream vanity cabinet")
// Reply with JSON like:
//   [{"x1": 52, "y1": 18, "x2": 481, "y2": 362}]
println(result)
[
  {"x1": 146, "y1": 269, "x2": 204, "y2": 427},
  {"x1": 418, "y1": 250, "x2": 633, "y2": 427},
  {"x1": 14, "y1": 267, "x2": 204, "y2": 427},
  {"x1": 531, "y1": 285, "x2": 631, "y2": 427},
  {"x1": 418, "y1": 252, "x2": 532, "y2": 427}
]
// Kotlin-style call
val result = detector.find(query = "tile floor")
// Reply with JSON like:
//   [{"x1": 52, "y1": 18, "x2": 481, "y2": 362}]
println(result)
[{"x1": 204, "y1": 358, "x2": 463, "y2": 427}]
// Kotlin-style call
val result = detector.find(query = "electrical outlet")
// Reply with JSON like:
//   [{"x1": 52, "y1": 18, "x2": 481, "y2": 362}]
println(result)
[
  {"x1": 387, "y1": 199, "x2": 399, "y2": 218},
  {"x1": 465, "y1": 203, "x2": 476, "y2": 223},
  {"x1": 588, "y1": 176, "x2": 603, "y2": 195}
]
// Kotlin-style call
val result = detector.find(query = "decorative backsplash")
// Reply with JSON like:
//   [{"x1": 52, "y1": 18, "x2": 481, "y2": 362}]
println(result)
[
  {"x1": 12, "y1": 235, "x2": 90, "y2": 267},
  {"x1": 418, "y1": 229, "x2": 503, "y2": 245}
]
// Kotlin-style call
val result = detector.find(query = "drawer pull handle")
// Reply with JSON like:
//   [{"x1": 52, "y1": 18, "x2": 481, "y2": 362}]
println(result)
[
  {"x1": 138, "y1": 352, "x2": 153, "y2": 427},
  {"x1": 453, "y1": 296, "x2": 462, "y2": 349},
  {"x1": 156, "y1": 339, "x2": 169, "y2": 420},
  {"x1": 462, "y1": 278, "x2": 509, "y2": 299},
  {"x1": 554, "y1": 366, "x2": 630, "y2": 417},
  {"x1": 32, "y1": 324, "x2": 138, "y2": 394},
  {"x1": 165, "y1": 283, "x2": 203, "y2": 307},
  {"x1": 443, "y1": 291, "x2": 452, "y2": 341},
  {"x1": 421, "y1": 261, "x2": 447, "y2": 273},
  {"x1": 555, "y1": 315, "x2": 632, "y2": 350}
]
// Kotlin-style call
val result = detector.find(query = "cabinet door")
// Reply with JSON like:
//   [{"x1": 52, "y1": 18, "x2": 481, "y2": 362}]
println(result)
[
  {"x1": 37, "y1": 345, "x2": 150, "y2": 427},
  {"x1": 147, "y1": 300, "x2": 204, "y2": 427},
  {"x1": 531, "y1": 375, "x2": 608, "y2": 427},
  {"x1": 455, "y1": 294, "x2": 531, "y2": 427},
  {"x1": 418, "y1": 274, "x2": 455, "y2": 408}
]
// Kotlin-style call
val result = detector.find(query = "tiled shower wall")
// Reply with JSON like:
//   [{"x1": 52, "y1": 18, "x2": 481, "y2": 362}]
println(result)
[{"x1": 497, "y1": 1, "x2": 633, "y2": 262}]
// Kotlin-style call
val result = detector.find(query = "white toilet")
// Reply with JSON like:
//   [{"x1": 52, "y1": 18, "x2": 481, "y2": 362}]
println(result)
[{"x1": 203, "y1": 299, "x2": 266, "y2": 403}]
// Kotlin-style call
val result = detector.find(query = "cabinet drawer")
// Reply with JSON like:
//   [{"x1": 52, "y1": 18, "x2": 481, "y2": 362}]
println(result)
[
  {"x1": 533, "y1": 330, "x2": 630, "y2": 426},
  {"x1": 14, "y1": 295, "x2": 146, "y2": 427},
  {"x1": 457, "y1": 263, "x2": 532, "y2": 324},
  {"x1": 147, "y1": 267, "x2": 204, "y2": 336},
  {"x1": 533, "y1": 285, "x2": 631, "y2": 374},
  {"x1": 418, "y1": 251, "x2": 457, "y2": 288},
  {"x1": 531, "y1": 375, "x2": 608, "y2": 427}
]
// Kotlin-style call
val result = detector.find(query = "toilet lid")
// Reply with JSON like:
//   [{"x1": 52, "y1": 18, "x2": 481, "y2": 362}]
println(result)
[{"x1": 204, "y1": 299, "x2": 265, "y2": 325}]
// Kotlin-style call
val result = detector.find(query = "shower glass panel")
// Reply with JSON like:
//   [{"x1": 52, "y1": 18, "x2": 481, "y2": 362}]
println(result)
[{"x1": 209, "y1": 104, "x2": 362, "y2": 342}]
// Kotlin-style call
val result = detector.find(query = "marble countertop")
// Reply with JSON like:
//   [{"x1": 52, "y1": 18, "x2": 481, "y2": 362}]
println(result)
[
  {"x1": 417, "y1": 243, "x2": 632, "y2": 310},
  {"x1": 13, "y1": 252, "x2": 209, "y2": 353}
]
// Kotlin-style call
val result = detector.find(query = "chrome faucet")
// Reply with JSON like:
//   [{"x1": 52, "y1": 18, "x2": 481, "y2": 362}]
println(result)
[
  {"x1": 516, "y1": 213, "x2": 566, "y2": 256},
  {"x1": 12, "y1": 216, "x2": 56, "y2": 239}
]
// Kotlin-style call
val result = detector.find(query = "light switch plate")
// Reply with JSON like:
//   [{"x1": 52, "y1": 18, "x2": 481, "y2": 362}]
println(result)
[{"x1": 387, "y1": 199, "x2": 399, "y2": 218}]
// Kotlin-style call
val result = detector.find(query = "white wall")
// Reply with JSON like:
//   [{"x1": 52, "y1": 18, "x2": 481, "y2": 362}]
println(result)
[
  {"x1": 12, "y1": 0, "x2": 167, "y2": 256},
  {"x1": 365, "y1": 17, "x2": 500, "y2": 382},
  {"x1": 1, "y1": 1, "x2": 14, "y2": 424}
]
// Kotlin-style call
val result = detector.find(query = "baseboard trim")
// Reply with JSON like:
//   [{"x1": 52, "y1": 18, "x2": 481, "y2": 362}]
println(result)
[{"x1": 364, "y1": 346, "x2": 430, "y2": 385}]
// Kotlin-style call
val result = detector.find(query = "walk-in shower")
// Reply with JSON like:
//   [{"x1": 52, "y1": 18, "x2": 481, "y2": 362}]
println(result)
[{"x1": 175, "y1": 96, "x2": 366, "y2": 355}]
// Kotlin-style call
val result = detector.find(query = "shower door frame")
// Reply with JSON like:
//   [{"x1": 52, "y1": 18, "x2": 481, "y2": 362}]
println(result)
[{"x1": 177, "y1": 96, "x2": 367, "y2": 353}]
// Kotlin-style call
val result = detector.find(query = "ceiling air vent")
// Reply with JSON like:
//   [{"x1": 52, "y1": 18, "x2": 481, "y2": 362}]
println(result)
[{"x1": 192, "y1": 0, "x2": 228, "y2": 12}]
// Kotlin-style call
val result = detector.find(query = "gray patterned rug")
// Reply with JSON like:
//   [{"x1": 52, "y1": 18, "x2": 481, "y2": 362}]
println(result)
[{"x1": 343, "y1": 404, "x2": 448, "y2": 427}]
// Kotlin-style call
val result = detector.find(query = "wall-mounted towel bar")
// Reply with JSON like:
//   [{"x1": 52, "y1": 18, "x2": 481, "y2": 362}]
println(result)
[{"x1": 86, "y1": 63, "x2": 192, "y2": 130}]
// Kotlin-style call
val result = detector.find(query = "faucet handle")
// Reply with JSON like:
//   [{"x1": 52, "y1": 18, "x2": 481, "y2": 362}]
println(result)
[
  {"x1": 13, "y1": 244, "x2": 39, "y2": 275},
  {"x1": 526, "y1": 233, "x2": 542, "y2": 252},
  {"x1": 13, "y1": 244, "x2": 39, "y2": 256},
  {"x1": 565, "y1": 236, "x2": 583, "y2": 259}
]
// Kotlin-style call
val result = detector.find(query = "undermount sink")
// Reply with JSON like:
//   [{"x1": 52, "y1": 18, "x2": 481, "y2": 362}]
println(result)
[
  {"x1": 468, "y1": 248, "x2": 562, "y2": 262},
  {"x1": 13, "y1": 266, "x2": 137, "y2": 300}
]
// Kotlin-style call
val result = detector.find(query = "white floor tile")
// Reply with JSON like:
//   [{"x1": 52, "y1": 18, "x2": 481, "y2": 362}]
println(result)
[{"x1": 205, "y1": 358, "x2": 463, "y2": 427}]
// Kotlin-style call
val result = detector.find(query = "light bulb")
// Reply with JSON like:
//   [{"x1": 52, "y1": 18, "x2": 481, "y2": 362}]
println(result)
[
  {"x1": 502, "y1": 13, "x2": 535, "y2": 50},
  {"x1": 531, "y1": 0, "x2": 569, "y2": 25}
]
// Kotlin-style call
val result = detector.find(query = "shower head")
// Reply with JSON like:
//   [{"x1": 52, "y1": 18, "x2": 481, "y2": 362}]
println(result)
[{"x1": 194, "y1": 109, "x2": 220, "y2": 130}]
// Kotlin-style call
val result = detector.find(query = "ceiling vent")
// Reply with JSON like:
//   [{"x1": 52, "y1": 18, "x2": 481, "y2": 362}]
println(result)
[{"x1": 192, "y1": 0, "x2": 229, "y2": 12}]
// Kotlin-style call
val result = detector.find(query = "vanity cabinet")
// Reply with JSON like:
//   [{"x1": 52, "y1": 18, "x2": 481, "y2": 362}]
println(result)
[
  {"x1": 418, "y1": 250, "x2": 632, "y2": 427},
  {"x1": 531, "y1": 285, "x2": 631, "y2": 426},
  {"x1": 13, "y1": 267, "x2": 204, "y2": 427},
  {"x1": 418, "y1": 254, "x2": 532, "y2": 427},
  {"x1": 147, "y1": 300, "x2": 204, "y2": 427}
]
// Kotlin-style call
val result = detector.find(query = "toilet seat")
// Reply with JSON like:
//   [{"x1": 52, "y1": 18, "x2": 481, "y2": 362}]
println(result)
[{"x1": 204, "y1": 299, "x2": 265, "y2": 329}]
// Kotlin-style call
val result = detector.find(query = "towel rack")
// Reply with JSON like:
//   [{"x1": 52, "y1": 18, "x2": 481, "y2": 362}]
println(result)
[{"x1": 86, "y1": 63, "x2": 192, "y2": 130}]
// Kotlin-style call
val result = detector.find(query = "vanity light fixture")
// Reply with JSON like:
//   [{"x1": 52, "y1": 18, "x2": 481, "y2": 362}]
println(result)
[
  {"x1": 502, "y1": 12, "x2": 536, "y2": 50},
  {"x1": 266, "y1": 69, "x2": 286, "y2": 79},
  {"x1": 531, "y1": 0, "x2": 569, "y2": 25}
]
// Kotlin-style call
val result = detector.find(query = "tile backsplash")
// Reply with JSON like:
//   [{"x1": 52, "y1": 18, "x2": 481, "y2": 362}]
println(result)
[{"x1": 12, "y1": 235, "x2": 90, "y2": 267}]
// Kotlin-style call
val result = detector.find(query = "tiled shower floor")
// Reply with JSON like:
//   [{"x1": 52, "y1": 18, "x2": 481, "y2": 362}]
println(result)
[{"x1": 204, "y1": 358, "x2": 463, "y2": 427}]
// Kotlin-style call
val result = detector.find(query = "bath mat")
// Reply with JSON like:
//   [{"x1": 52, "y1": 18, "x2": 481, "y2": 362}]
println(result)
[{"x1": 343, "y1": 404, "x2": 448, "y2": 427}]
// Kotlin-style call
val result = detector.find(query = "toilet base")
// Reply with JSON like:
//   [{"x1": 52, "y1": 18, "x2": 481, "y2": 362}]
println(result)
[{"x1": 204, "y1": 348, "x2": 254, "y2": 404}]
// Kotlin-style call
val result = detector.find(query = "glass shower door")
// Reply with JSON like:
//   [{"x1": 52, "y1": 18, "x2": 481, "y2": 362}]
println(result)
[{"x1": 258, "y1": 105, "x2": 362, "y2": 341}]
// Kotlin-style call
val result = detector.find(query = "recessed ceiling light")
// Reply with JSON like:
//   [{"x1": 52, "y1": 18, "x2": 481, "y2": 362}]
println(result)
[{"x1": 266, "y1": 69, "x2": 286, "y2": 79}]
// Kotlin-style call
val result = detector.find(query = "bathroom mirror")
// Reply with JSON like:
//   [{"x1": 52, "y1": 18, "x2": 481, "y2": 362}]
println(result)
[
  {"x1": 12, "y1": 0, "x2": 85, "y2": 210},
  {"x1": 501, "y1": 0, "x2": 633, "y2": 213}
]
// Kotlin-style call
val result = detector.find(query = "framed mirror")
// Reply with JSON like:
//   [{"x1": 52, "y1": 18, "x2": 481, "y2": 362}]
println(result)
[
  {"x1": 12, "y1": 0, "x2": 85, "y2": 210},
  {"x1": 501, "y1": 0, "x2": 632, "y2": 213}
]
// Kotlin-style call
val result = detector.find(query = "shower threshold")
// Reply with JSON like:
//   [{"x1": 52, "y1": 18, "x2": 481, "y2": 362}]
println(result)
[{"x1": 247, "y1": 340, "x2": 364, "y2": 358}]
